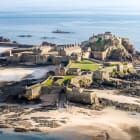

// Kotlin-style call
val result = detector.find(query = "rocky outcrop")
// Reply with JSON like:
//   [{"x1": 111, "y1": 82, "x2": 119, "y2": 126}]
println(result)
[
  {"x1": 0, "y1": 36, "x2": 11, "y2": 42},
  {"x1": 122, "y1": 38, "x2": 136, "y2": 55},
  {"x1": 17, "y1": 35, "x2": 32, "y2": 38},
  {"x1": 121, "y1": 88, "x2": 140, "y2": 97},
  {"x1": 81, "y1": 32, "x2": 135, "y2": 61},
  {"x1": 14, "y1": 127, "x2": 29, "y2": 132},
  {"x1": 100, "y1": 98, "x2": 140, "y2": 113}
]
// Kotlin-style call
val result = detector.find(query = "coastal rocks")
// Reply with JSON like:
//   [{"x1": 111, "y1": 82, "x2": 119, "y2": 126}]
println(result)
[
  {"x1": 14, "y1": 127, "x2": 29, "y2": 132},
  {"x1": 122, "y1": 38, "x2": 136, "y2": 55},
  {"x1": 91, "y1": 131, "x2": 109, "y2": 140},
  {"x1": 82, "y1": 32, "x2": 134, "y2": 61},
  {"x1": 0, "y1": 124, "x2": 11, "y2": 128},
  {"x1": 31, "y1": 117, "x2": 61, "y2": 128},
  {"x1": 0, "y1": 105, "x2": 24, "y2": 114},
  {"x1": 41, "y1": 41, "x2": 56, "y2": 46},
  {"x1": 17, "y1": 35, "x2": 32, "y2": 38},
  {"x1": 41, "y1": 37, "x2": 56, "y2": 40},
  {"x1": 90, "y1": 104, "x2": 104, "y2": 111},
  {"x1": 0, "y1": 36, "x2": 11, "y2": 42},
  {"x1": 119, "y1": 73, "x2": 140, "y2": 81},
  {"x1": 121, "y1": 88, "x2": 140, "y2": 97},
  {"x1": 100, "y1": 98, "x2": 140, "y2": 113}
]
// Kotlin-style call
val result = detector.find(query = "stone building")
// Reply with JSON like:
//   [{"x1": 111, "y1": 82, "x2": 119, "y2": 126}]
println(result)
[
  {"x1": 66, "y1": 68, "x2": 81, "y2": 76},
  {"x1": 117, "y1": 63, "x2": 124, "y2": 72},
  {"x1": 71, "y1": 53, "x2": 82, "y2": 62},
  {"x1": 104, "y1": 32, "x2": 113, "y2": 40},
  {"x1": 125, "y1": 63, "x2": 135, "y2": 72},
  {"x1": 7, "y1": 45, "x2": 58, "y2": 65},
  {"x1": 33, "y1": 46, "x2": 53, "y2": 55},
  {"x1": 7, "y1": 53, "x2": 22, "y2": 63},
  {"x1": 93, "y1": 70, "x2": 110, "y2": 81},
  {"x1": 22, "y1": 84, "x2": 42, "y2": 100},
  {"x1": 55, "y1": 64, "x2": 67, "y2": 76},
  {"x1": 82, "y1": 47, "x2": 91, "y2": 59},
  {"x1": 117, "y1": 63, "x2": 134, "y2": 73},
  {"x1": 92, "y1": 49, "x2": 108, "y2": 61},
  {"x1": 67, "y1": 87, "x2": 97, "y2": 105},
  {"x1": 58, "y1": 44, "x2": 81, "y2": 56},
  {"x1": 89, "y1": 32, "x2": 113, "y2": 43},
  {"x1": 71, "y1": 74, "x2": 93, "y2": 88}
]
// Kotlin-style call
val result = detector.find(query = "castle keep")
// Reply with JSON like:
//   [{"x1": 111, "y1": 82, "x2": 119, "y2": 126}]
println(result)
[{"x1": 82, "y1": 32, "x2": 134, "y2": 61}]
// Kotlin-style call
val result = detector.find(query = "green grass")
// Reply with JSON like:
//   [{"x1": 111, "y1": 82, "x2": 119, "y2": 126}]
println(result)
[
  {"x1": 55, "y1": 76, "x2": 75, "y2": 86},
  {"x1": 55, "y1": 79, "x2": 64, "y2": 85},
  {"x1": 67, "y1": 87, "x2": 73, "y2": 92},
  {"x1": 104, "y1": 63, "x2": 117, "y2": 67},
  {"x1": 63, "y1": 76, "x2": 75, "y2": 85},
  {"x1": 64, "y1": 75, "x2": 75, "y2": 80},
  {"x1": 42, "y1": 78, "x2": 54, "y2": 87},
  {"x1": 69, "y1": 60, "x2": 99, "y2": 71}
]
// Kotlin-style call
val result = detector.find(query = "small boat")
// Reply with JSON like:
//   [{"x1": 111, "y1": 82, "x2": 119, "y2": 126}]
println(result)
[{"x1": 52, "y1": 29, "x2": 72, "y2": 34}]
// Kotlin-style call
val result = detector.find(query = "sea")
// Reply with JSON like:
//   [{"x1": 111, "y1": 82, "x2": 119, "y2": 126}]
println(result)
[
  {"x1": 0, "y1": 132, "x2": 80, "y2": 140},
  {"x1": 0, "y1": 8, "x2": 140, "y2": 51},
  {"x1": 0, "y1": 131, "x2": 91, "y2": 140},
  {"x1": 0, "y1": 8, "x2": 140, "y2": 139}
]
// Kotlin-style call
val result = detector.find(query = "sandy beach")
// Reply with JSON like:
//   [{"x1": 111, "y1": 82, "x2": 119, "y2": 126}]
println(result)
[
  {"x1": 0, "y1": 66, "x2": 56, "y2": 82},
  {"x1": 0, "y1": 103, "x2": 140, "y2": 140},
  {"x1": 35, "y1": 107, "x2": 140, "y2": 140}
]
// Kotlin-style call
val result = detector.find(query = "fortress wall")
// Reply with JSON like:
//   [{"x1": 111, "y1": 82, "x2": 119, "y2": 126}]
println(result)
[
  {"x1": 67, "y1": 91, "x2": 97, "y2": 105},
  {"x1": 23, "y1": 84, "x2": 41, "y2": 100},
  {"x1": 59, "y1": 45, "x2": 81, "y2": 56},
  {"x1": 92, "y1": 51, "x2": 107, "y2": 61}
]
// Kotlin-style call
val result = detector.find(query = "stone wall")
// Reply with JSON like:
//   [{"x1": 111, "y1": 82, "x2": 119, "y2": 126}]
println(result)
[
  {"x1": 58, "y1": 45, "x2": 81, "y2": 56},
  {"x1": 67, "y1": 88, "x2": 97, "y2": 105},
  {"x1": 82, "y1": 51, "x2": 91, "y2": 59},
  {"x1": 41, "y1": 86, "x2": 63, "y2": 94},
  {"x1": 93, "y1": 70, "x2": 110, "y2": 81},
  {"x1": 8, "y1": 52, "x2": 58, "y2": 65},
  {"x1": 23, "y1": 84, "x2": 42, "y2": 100},
  {"x1": 7, "y1": 53, "x2": 22, "y2": 63},
  {"x1": 33, "y1": 46, "x2": 53, "y2": 55},
  {"x1": 92, "y1": 50, "x2": 107, "y2": 61},
  {"x1": 21, "y1": 53, "x2": 36, "y2": 63},
  {"x1": 71, "y1": 74, "x2": 93, "y2": 88}
]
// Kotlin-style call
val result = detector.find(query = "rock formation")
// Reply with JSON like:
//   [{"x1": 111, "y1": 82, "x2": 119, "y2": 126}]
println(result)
[{"x1": 81, "y1": 32, "x2": 136, "y2": 61}]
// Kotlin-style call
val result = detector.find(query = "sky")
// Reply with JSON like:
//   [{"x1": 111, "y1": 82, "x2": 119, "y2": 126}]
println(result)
[{"x1": 0, "y1": 0, "x2": 140, "y2": 10}]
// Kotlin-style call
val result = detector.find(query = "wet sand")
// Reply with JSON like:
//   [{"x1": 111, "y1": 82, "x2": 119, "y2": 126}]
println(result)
[
  {"x1": 0, "y1": 104, "x2": 140, "y2": 140},
  {"x1": 0, "y1": 66, "x2": 56, "y2": 82}
]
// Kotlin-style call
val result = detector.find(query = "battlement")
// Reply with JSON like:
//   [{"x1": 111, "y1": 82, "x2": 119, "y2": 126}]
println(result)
[{"x1": 58, "y1": 44, "x2": 81, "y2": 56}]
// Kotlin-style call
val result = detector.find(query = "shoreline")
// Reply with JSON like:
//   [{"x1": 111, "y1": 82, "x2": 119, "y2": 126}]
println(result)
[{"x1": 0, "y1": 103, "x2": 140, "y2": 140}]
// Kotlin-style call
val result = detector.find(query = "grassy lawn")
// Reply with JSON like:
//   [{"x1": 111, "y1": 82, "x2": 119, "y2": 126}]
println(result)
[
  {"x1": 42, "y1": 76, "x2": 75, "y2": 87},
  {"x1": 69, "y1": 60, "x2": 99, "y2": 71},
  {"x1": 55, "y1": 76, "x2": 75, "y2": 86},
  {"x1": 42, "y1": 78, "x2": 54, "y2": 87},
  {"x1": 64, "y1": 75, "x2": 75, "y2": 80}
]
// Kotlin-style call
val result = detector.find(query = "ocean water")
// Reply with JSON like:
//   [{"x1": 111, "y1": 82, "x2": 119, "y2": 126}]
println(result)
[
  {"x1": 0, "y1": 133, "x2": 68, "y2": 140},
  {"x1": 0, "y1": 10, "x2": 140, "y2": 51},
  {"x1": 0, "y1": 132, "x2": 91, "y2": 140}
]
